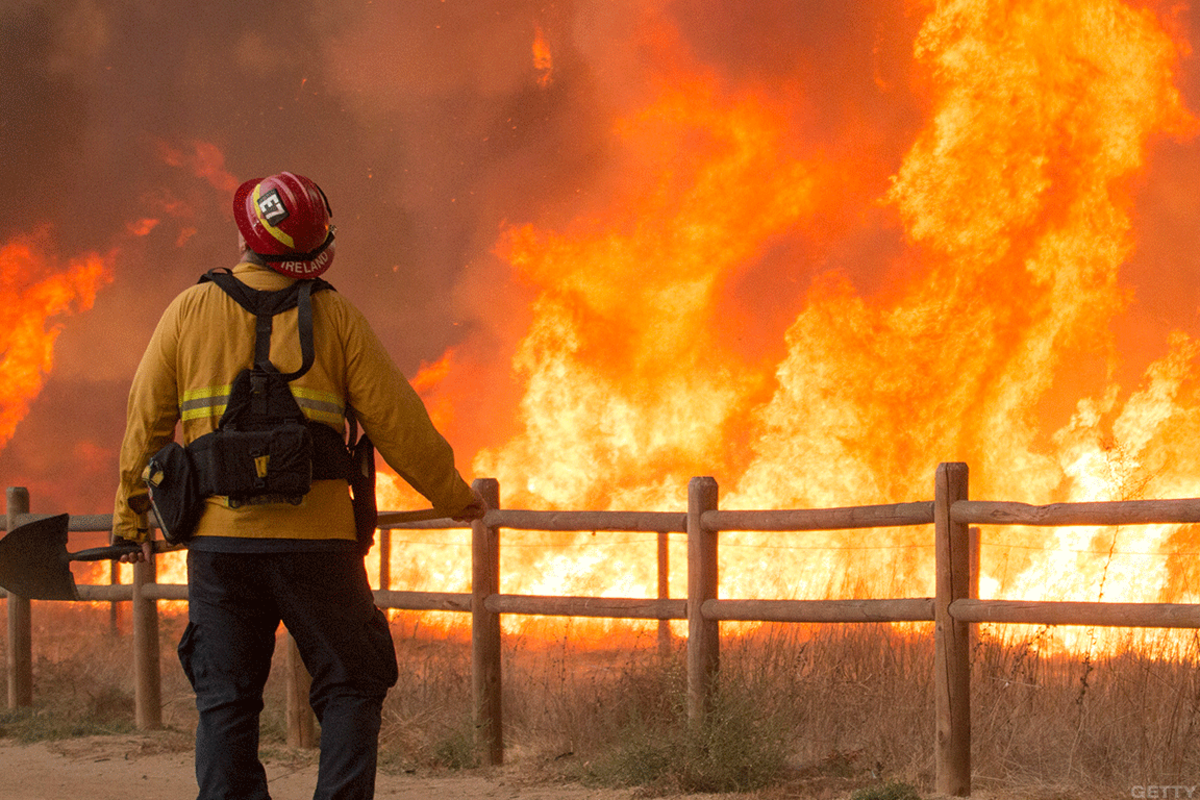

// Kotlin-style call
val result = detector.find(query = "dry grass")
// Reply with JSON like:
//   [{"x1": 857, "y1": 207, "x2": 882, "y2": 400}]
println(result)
[{"x1": 3, "y1": 601, "x2": 1200, "y2": 798}]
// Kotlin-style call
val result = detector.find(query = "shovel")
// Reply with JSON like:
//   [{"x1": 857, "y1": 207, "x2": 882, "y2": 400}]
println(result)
[
  {"x1": 0, "y1": 514, "x2": 148, "y2": 601},
  {"x1": 0, "y1": 508, "x2": 454, "y2": 601}
]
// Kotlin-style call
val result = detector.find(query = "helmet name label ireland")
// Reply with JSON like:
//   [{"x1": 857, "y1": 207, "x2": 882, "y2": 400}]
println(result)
[{"x1": 277, "y1": 248, "x2": 334, "y2": 276}]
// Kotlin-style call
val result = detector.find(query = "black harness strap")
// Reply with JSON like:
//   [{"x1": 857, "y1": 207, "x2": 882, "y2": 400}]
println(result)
[{"x1": 201, "y1": 269, "x2": 328, "y2": 381}]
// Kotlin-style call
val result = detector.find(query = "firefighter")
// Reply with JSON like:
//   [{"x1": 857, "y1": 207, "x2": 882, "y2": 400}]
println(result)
[{"x1": 112, "y1": 171, "x2": 486, "y2": 800}]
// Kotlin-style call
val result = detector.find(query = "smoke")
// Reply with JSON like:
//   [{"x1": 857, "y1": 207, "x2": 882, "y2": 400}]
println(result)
[{"x1": 0, "y1": 0, "x2": 1197, "y2": 517}]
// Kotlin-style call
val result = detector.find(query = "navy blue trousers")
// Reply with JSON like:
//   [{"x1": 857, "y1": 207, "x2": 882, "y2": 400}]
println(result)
[{"x1": 179, "y1": 549, "x2": 399, "y2": 800}]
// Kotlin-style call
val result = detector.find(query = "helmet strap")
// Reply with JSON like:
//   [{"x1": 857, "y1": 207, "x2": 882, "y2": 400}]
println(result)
[{"x1": 257, "y1": 228, "x2": 336, "y2": 264}]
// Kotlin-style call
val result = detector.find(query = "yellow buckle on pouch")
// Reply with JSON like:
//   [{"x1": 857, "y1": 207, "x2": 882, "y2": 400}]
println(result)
[{"x1": 142, "y1": 462, "x2": 164, "y2": 488}]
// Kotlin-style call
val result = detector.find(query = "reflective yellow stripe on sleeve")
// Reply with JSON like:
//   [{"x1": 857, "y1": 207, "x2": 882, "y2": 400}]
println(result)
[
  {"x1": 291, "y1": 386, "x2": 345, "y2": 426},
  {"x1": 180, "y1": 385, "x2": 232, "y2": 422}
]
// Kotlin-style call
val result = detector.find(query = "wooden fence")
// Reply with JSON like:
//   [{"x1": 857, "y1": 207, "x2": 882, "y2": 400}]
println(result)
[{"x1": 5, "y1": 463, "x2": 1200, "y2": 797}]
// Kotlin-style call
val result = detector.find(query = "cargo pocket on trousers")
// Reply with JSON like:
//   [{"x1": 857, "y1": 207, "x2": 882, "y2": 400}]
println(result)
[
  {"x1": 178, "y1": 621, "x2": 199, "y2": 689},
  {"x1": 367, "y1": 607, "x2": 399, "y2": 690}
]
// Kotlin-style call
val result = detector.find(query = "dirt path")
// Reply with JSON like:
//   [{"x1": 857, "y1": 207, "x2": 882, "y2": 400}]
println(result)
[
  {"x1": 0, "y1": 731, "x2": 1073, "y2": 800},
  {"x1": 0, "y1": 732, "x2": 640, "y2": 800}
]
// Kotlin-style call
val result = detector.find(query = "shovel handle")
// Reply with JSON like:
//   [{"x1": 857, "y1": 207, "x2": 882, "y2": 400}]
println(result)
[
  {"x1": 65, "y1": 512, "x2": 450, "y2": 562},
  {"x1": 69, "y1": 542, "x2": 171, "y2": 562}
]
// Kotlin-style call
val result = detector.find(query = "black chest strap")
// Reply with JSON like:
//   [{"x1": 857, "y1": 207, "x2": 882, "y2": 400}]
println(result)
[{"x1": 200, "y1": 269, "x2": 335, "y2": 381}]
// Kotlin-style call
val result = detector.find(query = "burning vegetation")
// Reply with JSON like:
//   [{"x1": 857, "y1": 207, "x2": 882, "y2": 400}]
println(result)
[{"x1": 3, "y1": 1, "x2": 1200, "y2": 655}]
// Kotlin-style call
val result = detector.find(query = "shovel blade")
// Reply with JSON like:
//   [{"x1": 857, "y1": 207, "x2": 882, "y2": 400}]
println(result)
[{"x1": 0, "y1": 514, "x2": 77, "y2": 601}]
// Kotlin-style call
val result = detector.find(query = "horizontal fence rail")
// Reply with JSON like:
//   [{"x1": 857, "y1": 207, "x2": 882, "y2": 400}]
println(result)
[
  {"x1": 949, "y1": 599, "x2": 1200, "y2": 628},
  {"x1": 5, "y1": 466, "x2": 1200, "y2": 796},
  {"x1": 701, "y1": 597, "x2": 936, "y2": 623},
  {"x1": 952, "y1": 498, "x2": 1200, "y2": 526},
  {"x1": 703, "y1": 501, "x2": 935, "y2": 532}
]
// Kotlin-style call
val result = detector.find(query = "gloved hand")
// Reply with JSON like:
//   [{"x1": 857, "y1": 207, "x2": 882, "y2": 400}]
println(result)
[
  {"x1": 114, "y1": 537, "x2": 155, "y2": 564},
  {"x1": 113, "y1": 506, "x2": 155, "y2": 563},
  {"x1": 452, "y1": 487, "x2": 489, "y2": 523}
]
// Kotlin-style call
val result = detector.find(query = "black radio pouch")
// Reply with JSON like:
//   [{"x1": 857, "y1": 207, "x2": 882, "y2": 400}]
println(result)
[
  {"x1": 145, "y1": 269, "x2": 377, "y2": 547},
  {"x1": 347, "y1": 414, "x2": 378, "y2": 554},
  {"x1": 144, "y1": 441, "x2": 204, "y2": 546}
]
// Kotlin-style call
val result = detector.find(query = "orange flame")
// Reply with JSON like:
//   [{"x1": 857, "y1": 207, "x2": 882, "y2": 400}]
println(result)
[
  {"x1": 0, "y1": 230, "x2": 113, "y2": 451},
  {"x1": 154, "y1": 139, "x2": 240, "y2": 196},
  {"x1": 48, "y1": 5, "x2": 1200, "y2": 656},
  {"x1": 126, "y1": 218, "x2": 160, "y2": 237},
  {"x1": 477, "y1": 75, "x2": 824, "y2": 512},
  {"x1": 533, "y1": 24, "x2": 553, "y2": 87},
  {"x1": 410, "y1": 349, "x2": 459, "y2": 432},
  {"x1": 384, "y1": 1, "x2": 1200, "y2": 652}
]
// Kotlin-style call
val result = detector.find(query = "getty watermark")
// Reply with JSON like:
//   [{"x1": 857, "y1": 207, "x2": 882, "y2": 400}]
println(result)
[{"x1": 1131, "y1": 786, "x2": 1197, "y2": 798}]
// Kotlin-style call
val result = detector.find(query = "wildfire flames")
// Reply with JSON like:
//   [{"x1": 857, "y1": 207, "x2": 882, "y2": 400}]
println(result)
[
  {"x1": 0, "y1": 233, "x2": 112, "y2": 451},
  {"x1": 4, "y1": 1, "x2": 1200, "y2": 652},
  {"x1": 466, "y1": 0, "x2": 1200, "y2": 625}
]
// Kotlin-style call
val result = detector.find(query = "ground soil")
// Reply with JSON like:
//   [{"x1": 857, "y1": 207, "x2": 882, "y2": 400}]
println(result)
[
  {"x1": 0, "y1": 730, "x2": 1095, "y2": 800},
  {"x1": 0, "y1": 731, "x2": 643, "y2": 800}
]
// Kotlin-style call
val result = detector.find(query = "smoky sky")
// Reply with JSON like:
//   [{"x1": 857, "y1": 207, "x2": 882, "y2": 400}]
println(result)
[{"x1": 1, "y1": 0, "x2": 1198, "y2": 514}]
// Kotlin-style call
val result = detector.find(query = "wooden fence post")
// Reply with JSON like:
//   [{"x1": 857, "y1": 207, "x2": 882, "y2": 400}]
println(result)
[
  {"x1": 132, "y1": 550, "x2": 162, "y2": 729},
  {"x1": 472, "y1": 478, "x2": 503, "y2": 766},
  {"x1": 378, "y1": 528, "x2": 391, "y2": 591},
  {"x1": 285, "y1": 632, "x2": 316, "y2": 748},
  {"x1": 687, "y1": 476, "x2": 719, "y2": 727},
  {"x1": 968, "y1": 527, "x2": 980, "y2": 602},
  {"x1": 968, "y1": 526, "x2": 980, "y2": 656},
  {"x1": 657, "y1": 531, "x2": 672, "y2": 658},
  {"x1": 934, "y1": 463, "x2": 971, "y2": 796},
  {"x1": 109, "y1": 561, "x2": 122, "y2": 635},
  {"x1": 5, "y1": 487, "x2": 33, "y2": 709}
]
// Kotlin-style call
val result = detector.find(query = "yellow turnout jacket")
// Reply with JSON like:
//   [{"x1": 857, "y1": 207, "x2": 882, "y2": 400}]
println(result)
[{"x1": 113, "y1": 261, "x2": 476, "y2": 544}]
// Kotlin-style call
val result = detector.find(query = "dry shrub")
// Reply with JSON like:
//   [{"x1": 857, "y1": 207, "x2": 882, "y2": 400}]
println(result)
[
  {"x1": 971, "y1": 625, "x2": 1200, "y2": 795},
  {"x1": 0, "y1": 601, "x2": 169, "y2": 741},
  {"x1": 377, "y1": 612, "x2": 476, "y2": 771},
  {"x1": 850, "y1": 781, "x2": 923, "y2": 800}
]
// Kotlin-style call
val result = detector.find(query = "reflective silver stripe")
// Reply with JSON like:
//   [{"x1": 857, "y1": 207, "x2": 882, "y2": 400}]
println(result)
[
  {"x1": 292, "y1": 386, "x2": 345, "y2": 425},
  {"x1": 295, "y1": 397, "x2": 343, "y2": 425},
  {"x1": 180, "y1": 387, "x2": 230, "y2": 421}
]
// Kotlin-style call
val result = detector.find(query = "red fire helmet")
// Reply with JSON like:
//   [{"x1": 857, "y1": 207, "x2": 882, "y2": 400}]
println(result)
[{"x1": 233, "y1": 172, "x2": 336, "y2": 279}]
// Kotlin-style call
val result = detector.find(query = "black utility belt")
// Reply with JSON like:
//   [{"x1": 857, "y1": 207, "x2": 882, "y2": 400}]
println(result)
[{"x1": 144, "y1": 421, "x2": 356, "y2": 546}]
